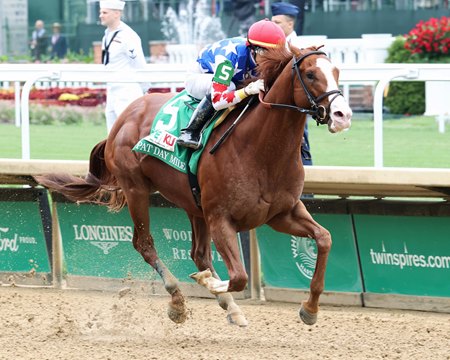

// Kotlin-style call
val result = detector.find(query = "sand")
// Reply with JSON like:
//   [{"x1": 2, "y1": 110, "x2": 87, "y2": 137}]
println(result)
[{"x1": 0, "y1": 285, "x2": 449, "y2": 360}]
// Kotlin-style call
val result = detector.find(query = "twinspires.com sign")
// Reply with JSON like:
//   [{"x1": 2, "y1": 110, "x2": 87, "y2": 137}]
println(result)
[
  {"x1": 355, "y1": 215, "x2": 450, "y2": 297},
  {"x1": 257, "y1": 213, "x2": 450, "y2": 298},
  {"x1": 57, "y1": 203, "x2": 232, "y2": 282}
]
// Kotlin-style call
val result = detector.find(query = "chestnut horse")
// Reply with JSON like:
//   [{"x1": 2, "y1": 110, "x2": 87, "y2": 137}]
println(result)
[{"x1": 36, "y1": 46, "x2": 352, "y2": 327}]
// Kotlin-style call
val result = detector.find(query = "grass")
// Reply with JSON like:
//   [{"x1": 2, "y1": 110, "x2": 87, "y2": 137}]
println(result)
[
  {"x1": 0, "y1": 123, "x2": 107, "y2": 160},
  {"x1": 0, "y1": 115, "x2": 449, "y2": 168},
  {"x1": 308, "y1": 115, "x2": 450, "y2": 168}
]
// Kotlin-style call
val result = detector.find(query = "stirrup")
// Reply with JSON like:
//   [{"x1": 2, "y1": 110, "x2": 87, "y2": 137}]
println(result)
[{"x1": 177, "y1": 132, "x2": 202, "y2": 150}]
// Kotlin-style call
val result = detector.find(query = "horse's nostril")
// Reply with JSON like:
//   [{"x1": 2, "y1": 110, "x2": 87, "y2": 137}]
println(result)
[{"x1": 334, "y1": 111, "x2": 344, "y2": 118}]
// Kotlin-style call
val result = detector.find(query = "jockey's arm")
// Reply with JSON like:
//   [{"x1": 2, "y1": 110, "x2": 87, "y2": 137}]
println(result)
[
  {"x1": 210, "y1": 81, "x2": 248, "y2": 111},
  {"x1": 210, "y1": 59, "x2": 253, "y2": 111}
]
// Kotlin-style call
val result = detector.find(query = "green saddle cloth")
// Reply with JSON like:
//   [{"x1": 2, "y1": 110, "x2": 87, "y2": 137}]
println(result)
[{"x1": 132, "y1": 90, "x2": 223, "y2": 175}]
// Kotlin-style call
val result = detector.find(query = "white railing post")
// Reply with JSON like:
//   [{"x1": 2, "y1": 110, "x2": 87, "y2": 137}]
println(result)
[
  {"x1": 14, "y1": 81, "x2": 21, "y2": 127},
  {"x1": 21, "y1": 71, "x2": 61, "y2": 160},
  {"x1": 373, "y1": 68, "x2": 419, "y2": 167}
]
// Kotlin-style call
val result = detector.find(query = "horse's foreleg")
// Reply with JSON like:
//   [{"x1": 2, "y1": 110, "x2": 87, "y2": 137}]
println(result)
[
  {"x1": 125, "y1": 187, "x2": 188, "y2": 324},
  {"x1": 189, "y1": 216, "x2": 248, "y2": 327},
  {"x1": 198, "y1": 219, "x2": 248, "y2": 293},
  {"x1": 268, "y1": 201, "x2": 331, "y2": 326}
]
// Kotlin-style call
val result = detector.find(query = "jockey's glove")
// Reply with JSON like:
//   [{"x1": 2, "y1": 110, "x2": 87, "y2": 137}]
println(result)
[{"x1": 244, "y1": 79, "x2": 265, "y2": 96}]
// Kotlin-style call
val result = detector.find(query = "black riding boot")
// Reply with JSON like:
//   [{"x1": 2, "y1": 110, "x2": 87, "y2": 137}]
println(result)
[{"x1": 177, "y1": 95, "x2": 215, "y2": 150}]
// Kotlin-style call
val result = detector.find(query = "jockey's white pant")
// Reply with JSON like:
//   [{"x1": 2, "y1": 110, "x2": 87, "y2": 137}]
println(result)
[
  {"x1": 105, "y1": 83, "x2": 144, "y2": 133},
  {"x1": 185, "y1": 62, "x2": 236, "y2": 101}
]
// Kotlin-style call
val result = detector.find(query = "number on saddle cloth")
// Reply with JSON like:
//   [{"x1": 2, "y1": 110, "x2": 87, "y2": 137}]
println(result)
[{"x1": 132, "y1": 90, "x2": 226, "y2": 175}]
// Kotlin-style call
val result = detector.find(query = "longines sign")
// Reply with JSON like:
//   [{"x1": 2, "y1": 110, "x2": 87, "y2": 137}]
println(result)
[{"x1": 57, "y1": 203, "x2": 231, "y2": 281}]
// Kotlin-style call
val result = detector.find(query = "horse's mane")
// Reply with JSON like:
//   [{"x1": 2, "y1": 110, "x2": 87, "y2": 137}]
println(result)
[{"x1": 257, "y1": 45, "x2": 324, "y2": 89}]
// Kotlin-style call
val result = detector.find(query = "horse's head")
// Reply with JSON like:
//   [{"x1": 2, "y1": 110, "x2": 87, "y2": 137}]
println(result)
[{"x1": 258, "y1": 45, "x2": 352, "y2": 133}]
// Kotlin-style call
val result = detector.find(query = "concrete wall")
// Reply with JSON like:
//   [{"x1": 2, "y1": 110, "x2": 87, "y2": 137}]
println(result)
[{"x1": 0, "y1": 0, "x2": 28, "y2": 57}]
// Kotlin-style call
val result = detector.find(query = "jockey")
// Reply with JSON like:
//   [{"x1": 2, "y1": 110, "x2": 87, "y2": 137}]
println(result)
[{"x1": 177, "y1": 19, "x2": 286, "y2": 150}]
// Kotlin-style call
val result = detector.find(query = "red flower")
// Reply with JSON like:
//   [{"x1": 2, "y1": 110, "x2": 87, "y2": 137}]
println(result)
[{"x1": 404, "y1": 16, "x2": 450, "y2": 59}]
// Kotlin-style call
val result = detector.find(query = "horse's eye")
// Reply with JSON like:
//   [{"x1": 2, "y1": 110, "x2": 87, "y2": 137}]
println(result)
[{"x1": 306, "y1": 72, "x2": 315, "y2": 80}]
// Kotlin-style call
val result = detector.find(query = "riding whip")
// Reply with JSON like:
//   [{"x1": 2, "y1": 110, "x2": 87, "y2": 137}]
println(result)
[{"x1": 209, "y1": 96, "x2": 256, "y2": 154}]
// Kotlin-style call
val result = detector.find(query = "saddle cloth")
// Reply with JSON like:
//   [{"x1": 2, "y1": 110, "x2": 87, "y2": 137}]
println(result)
[{"x1": 132, "y1": 90, "x2": 226, "y2": 175}]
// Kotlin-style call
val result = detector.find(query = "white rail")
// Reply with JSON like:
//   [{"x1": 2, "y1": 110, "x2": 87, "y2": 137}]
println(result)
[{"x1": 1, "y1": 63, "x2": 450, "y2": 165}]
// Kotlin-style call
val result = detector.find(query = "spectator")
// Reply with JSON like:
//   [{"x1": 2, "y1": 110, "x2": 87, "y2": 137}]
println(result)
[
  {"x1": 289, "y1": 0, "x2": 306, "y2": 35},
  {"x1": 229, "y1": 0, "x2": 258, "y2": 36},
  {"x1": 50, "y1": 23, "x2": 68, "y2": 60},
  {"x1": 30, "y1": 19, "x2": 48, "y2": 62},
  {"x1": 271, "y1": 2, "x2": 312, "y2": 165},
  {"x1": 177, "y1": 19, "x2": 286, "y2": 149},
  {"x1": 99, "y1": 0, "x2": 147, "y2": 133}
]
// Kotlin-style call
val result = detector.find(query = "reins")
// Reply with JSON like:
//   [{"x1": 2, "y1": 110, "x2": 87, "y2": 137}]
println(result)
[{"x1": 259, "y1": 50, "x2": 343, "y2": 125}]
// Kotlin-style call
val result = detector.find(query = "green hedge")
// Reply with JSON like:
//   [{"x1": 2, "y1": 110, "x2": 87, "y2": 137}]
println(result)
[
  {"x1": 384, "y1": 36, "x2": 450, "y2": 115},
  {"x1": 384, "y1": 37, "x2": 425, "y2": 115}
]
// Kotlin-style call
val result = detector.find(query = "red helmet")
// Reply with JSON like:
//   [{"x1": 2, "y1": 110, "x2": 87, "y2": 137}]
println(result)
[{"x1": 247, "y1": 19, "x2": 286, "y2": 49}]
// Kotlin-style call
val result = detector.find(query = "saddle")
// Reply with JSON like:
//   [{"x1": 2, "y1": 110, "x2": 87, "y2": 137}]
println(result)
[{"x1": 132, "y1": 90, "x2": 229, "y2": 175}]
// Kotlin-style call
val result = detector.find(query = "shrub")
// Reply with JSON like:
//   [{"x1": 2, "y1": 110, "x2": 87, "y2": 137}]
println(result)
[
  {"x1": 384, "y1": 82, "x2": 425, "y2": 115},
  {"x1": 0, "y1": 101, "x2": 15, "y2": 123},
  {"x1": 30, "y1": 104, "x2": 56, "y2": 125},
  {"x1": 0, "y1": 49, "x2": 94, "y2": 64},
  {"x1": 384, "y1": 17, "x2": 450, "y2": 115},
  {"x1": 384, "y1": 37, "x2": 425, "y2": 115},
  {"x1": 57, "y1": 107, "x2": 84, "y2": 125},
  {"x1": 0, "y1": 100, "x2": 104, "y2": 126},
  {"x1": 385, "y1": 36, "x2": 413, "y2": 64}
]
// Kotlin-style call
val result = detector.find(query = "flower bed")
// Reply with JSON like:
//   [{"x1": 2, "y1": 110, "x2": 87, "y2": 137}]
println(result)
[
  {"x1": 404, "y1": 16, "x2": 449, "y2": 62},
  {"x1": 0, "y1": 87, "x2": 106, "y2": 107}
]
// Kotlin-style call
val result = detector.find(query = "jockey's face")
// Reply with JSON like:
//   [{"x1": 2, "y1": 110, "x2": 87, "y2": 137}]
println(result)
[
  {"x1": 251, "y1": 47, "x2": 266, "y2": 65},
  {"x1": 99, "y1": 8, "x2": 121, "y2": 28}
]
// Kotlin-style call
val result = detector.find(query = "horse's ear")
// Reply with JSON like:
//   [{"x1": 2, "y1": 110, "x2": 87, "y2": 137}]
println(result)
[
  {"x1": 316, "y1": 45, "x2": 325, "y2": 50},
  {"x1": 290, "y1": 44, "x2": 302, "y2": 57}
]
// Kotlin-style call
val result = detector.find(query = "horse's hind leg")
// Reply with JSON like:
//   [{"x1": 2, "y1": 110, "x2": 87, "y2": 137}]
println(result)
[
  {"x1": 267, "y1": 200, "x2": 331, "y2": 326},
  {"x1": 189, "y1": 216, "x2": 248, "y2": 327},
  {"x1": 124, "y1": 186, "x2": 188, "y2": 324}
]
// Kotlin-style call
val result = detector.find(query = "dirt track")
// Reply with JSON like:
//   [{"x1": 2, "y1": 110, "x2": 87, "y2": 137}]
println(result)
[{"x1": 0, "y1": 285, "x2": 449, "y2": 360}]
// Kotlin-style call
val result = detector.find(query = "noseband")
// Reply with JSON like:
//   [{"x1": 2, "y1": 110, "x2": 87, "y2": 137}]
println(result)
[{"x1": 259, "y1": 51, "x2": 343, "y2": 125}]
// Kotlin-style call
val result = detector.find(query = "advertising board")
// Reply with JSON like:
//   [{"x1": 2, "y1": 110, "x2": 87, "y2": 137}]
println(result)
[
  {"x1": 257, "y1": 214, "x2": 362, "y2": 292},
  {"x1": 354, "y1": 214, "x2": 450, "y2": 297},
  {"x1": 57, "y1": 203, "x2": 233, "y2": 282},
  {"x1": 0, "y1": 200, "x2": 50, "y2": 275}
]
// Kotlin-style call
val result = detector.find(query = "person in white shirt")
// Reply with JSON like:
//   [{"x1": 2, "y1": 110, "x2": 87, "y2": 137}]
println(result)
[
  {"x1": 99, "y1": 0, "x2": 147, "y2": 133},
  {"x1": 271, "y1": 1, "x2": 313, "y2": 166},
  {"x1": 271, "y1": 2, "x2": 302, "y2": 48}
]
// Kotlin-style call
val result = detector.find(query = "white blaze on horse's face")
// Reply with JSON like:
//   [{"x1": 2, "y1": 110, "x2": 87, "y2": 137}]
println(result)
[{"x1": 316, "y1": 58, "x2": 352, "y2": 133}]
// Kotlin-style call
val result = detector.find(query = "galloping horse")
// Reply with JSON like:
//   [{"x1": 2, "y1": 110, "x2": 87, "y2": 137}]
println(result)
[{"x1": 36, "y1": 45, "x2": 352, "y2": 327}]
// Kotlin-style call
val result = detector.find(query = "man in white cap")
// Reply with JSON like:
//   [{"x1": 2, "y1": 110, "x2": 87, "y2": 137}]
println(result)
[{"x1": 99, "y1": 0, "x2": 147, "y2": 133}]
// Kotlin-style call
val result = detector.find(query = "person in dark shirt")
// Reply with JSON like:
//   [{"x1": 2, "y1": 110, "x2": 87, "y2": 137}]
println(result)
[{"x1": 50, "y1": 23, "x2": 68, "y2": 60}]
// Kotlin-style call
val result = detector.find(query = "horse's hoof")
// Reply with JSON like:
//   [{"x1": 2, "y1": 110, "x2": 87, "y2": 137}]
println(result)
[
  {"x1": 189, "y1": 269, "x2": 212, "y2": 284},
  {"x1": 167, "y1": 303, "x2": 188, "y2": 324},
  {"x1": 299, "y1": 304, "x2": 318, "y2": 326},
  {"x1": 227, "y1": 313, "x2": 248, "y2": 327}
]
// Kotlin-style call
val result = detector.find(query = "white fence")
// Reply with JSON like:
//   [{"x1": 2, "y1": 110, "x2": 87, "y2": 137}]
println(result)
[
  {"x1": 158, "y1": 34, "x2": 396, "y2": 65},
  {"x1": 1, "y1": 63, "x2": 450, "y2": 167}
]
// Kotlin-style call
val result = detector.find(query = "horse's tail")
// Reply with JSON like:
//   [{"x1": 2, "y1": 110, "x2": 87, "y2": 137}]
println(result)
[{"x1": 35, "y1": 140, "x2": 126, "y2": 212}]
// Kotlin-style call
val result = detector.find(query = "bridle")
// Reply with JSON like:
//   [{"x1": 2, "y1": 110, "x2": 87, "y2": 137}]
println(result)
[{"x1": 259, "y1": 50, "x2": 343, "y2": 125}]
